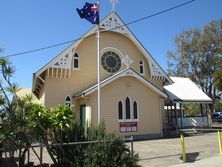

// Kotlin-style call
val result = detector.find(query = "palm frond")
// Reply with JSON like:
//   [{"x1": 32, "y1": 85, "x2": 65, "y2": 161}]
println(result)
[
  {"x1": 4, "y1": 64, "x2": 16, "y2": 78},
  {"x1": 6, "y1": 83, "x2": 21, "y2": 95},
  {"x1": 0, "y1": 96, "x2": 6, "y2": 106},
  {"x1": 22, "y1": 94, "x2": 34, "y2": 102},
  {"x1": 0, "y1": 57, "x2": 10, "y2": 67}
]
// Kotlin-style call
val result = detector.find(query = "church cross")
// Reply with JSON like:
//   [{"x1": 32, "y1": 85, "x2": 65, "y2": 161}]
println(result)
[
  {"x1": 122, "y1": 55, "x2": 133, "y2": 68},
  {"x1": 110, "y1": 0, "x2": 118, "y2": 12}
]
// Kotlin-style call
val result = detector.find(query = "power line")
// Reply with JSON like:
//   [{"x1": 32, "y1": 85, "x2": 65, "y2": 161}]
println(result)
[
  {"x1": 3, "y1": 40, "x2": 77, "y2": 58},
  {"x1": 111, "y1": 0, "x2": 196, "y2": 29},
  {"x1": 1, "y1": 0, "x2": 196, "y2": 58}
]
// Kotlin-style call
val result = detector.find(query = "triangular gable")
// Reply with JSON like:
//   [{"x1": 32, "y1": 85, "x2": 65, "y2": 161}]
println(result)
[
  {"x1": 73, "y1": 68, "x2": 167, "y2": 99},
  {"x1": 33, "y1": 12, "x2": 172, "y2": 97},
  {"x1": 100, "y1": 12, "x2": 173, "y2": 84}
]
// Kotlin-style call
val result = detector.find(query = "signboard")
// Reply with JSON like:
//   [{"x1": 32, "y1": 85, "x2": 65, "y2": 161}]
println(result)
[{"x1": 119, "y1": 122, "x2": 137, "y2": 133}]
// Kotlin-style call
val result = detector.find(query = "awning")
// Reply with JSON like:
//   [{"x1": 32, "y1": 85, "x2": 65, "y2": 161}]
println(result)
[{"x1": 164, "y1": 77, "x2": 212, "y2": 103}]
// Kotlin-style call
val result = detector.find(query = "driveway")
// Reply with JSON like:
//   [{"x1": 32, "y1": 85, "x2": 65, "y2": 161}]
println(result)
[{"x1": 134, "y1": 132, "x2": 220, "y2": 167}]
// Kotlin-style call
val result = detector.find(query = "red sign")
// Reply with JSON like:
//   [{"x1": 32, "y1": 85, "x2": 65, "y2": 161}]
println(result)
[{"x1": 119, "y1": 122, "x2": 137, "y2": 133}]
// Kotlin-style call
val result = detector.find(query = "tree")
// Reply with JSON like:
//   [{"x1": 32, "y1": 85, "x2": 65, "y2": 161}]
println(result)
[
  {"x1": 0, "y1": 51, "x2": 138, "y2": 166},
  {"x1": 166, "y1": 19, "x2": 222, "y2": 113},
  {"x1": 214, "y1": 64, "x2": 222, "y2": 112},
  {"x1": 214, "y1": 66, "x2": 222, "y2": 91},
  {"x1": 26, "y1": 104, "x2": 79, "y2": 165},
  {"x1": 0, "y1": 56, "x2": 32, "y2": 166}
]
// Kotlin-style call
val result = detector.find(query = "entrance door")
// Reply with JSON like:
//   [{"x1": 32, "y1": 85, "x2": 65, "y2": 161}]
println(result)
[{"x1": 80, "y1": 105, "x2": 86, "y2": 129}]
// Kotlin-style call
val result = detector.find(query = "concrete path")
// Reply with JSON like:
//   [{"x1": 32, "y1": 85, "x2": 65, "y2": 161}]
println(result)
[
  {"x1": 134, "y1": 132, "x2": 221, "y2": 167},
  {"x1": 170, "y1": 156, "x2": 222, "y2": 167}
]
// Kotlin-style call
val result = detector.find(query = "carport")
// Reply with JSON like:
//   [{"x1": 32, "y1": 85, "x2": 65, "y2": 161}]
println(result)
[{"x1": 163, "y1": 77, "x2": 212, "y2": 129}]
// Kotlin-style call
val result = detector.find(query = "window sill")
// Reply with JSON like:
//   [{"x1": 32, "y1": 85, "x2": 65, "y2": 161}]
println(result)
[{"x1": 118, "y1": 119, "x2": 138, "y2": 122}]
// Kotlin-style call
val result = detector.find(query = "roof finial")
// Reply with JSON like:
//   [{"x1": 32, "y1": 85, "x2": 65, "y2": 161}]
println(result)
[{"x1": 110, "y1": 0, "x2": 118, "y2": 12}]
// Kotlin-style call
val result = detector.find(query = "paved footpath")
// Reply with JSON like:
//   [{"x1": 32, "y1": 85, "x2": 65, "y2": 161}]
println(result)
[
  {"x1": 170, "y1": 156, "x2": 222, "y2": 167},
  {"x1": 133, "y1": 132, "x2": 221, "y2": 167}
]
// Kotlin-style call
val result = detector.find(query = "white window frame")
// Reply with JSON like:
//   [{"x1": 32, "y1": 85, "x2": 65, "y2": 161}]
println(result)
[
  {"x1": 125, "y1": 96, "x2": 131, "y2": 120},
  {"x1": 73, "y1": 53, "x2": 80, "y2": 70},
  {"x1": 132, "y1": 100, "x2": 139, "y2": 121},
  {"x1": 100, "y1": 47, "x2": 124, "y2": 60},
  {"x1": 118, "y1": 97, "x2": 139, "y2": 122},
  {"x1": 118, "y1": 100, "x2": 124, "y2": 121},
  {"x1": 139, "y1": 60, "x2": 145, "y2": 76}
]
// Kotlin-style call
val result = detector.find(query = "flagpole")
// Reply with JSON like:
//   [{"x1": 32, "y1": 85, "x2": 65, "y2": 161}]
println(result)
[{"x1": 97, "y1": 0, "x2": 101, "y2": 125}]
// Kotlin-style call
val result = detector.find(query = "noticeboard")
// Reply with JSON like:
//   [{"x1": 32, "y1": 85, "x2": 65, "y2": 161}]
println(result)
[{"x1": 119, "y1": 122, "x2": 137, "y2": 133}]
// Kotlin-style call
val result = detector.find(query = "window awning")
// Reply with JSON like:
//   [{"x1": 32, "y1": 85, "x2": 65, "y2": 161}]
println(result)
[{"x1": 164, "y1": 77, "x2": 212, "y2": 103}]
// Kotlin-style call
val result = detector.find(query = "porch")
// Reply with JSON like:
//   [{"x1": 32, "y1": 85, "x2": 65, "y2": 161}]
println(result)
[
  {"x1": 164, "y1": 103, "x2": 208, "y2": 129},
  {"x1": 163, "y1": 77, "x2": 212, "y2": 135}
]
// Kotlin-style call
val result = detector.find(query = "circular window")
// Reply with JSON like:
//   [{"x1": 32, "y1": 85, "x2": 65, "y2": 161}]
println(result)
[{"x1": 101, "y1": 51, "x2": 121, "y2": 73}]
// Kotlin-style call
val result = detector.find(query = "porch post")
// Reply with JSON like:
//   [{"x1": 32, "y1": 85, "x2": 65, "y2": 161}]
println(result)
[
  {"x1": 200, "y1": 103, "x2": 205, "y2": 127},
  {"x1": 167, "y1": 105, "x2": 169, "y2": 123},
  {"x1": 180, "y1": 103, "x2": 183, "y2": 128},
  {"x1": 174, "y1": 103, "x2": 177, "y2": 127},
  {"x1": 200, "y1": 103, "x2": 203, "y2": 116},
  {"x1": 170, "y1": 102, "x2": 173, "y2": 123}
]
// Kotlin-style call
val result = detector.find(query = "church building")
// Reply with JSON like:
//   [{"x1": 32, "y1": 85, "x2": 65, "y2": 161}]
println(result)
[{"x1": 32, "y1": 11, "x2": 211, "y2": 139}]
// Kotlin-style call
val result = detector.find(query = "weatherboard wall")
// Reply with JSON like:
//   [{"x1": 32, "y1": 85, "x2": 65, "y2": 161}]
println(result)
[
  {"x1": 88, "y1": 76, "x2": 162, "y2": 136},
  {"x1": 43, "y1": 31, "x2": 159, "y2": 107}
]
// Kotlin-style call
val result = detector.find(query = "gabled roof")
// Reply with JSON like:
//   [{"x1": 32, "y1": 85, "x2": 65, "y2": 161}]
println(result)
[
  {"x1": 73, "y1": 68, "x2": 167, "y2": 99},
  {"x1": 33, "y1": 12, "x2": 172, "y2": 97},
  {"x1": 164, "y1": 77, "x2": 212, "y2": 103},
  {"x1": 13, "y1": 88, "x2": 42, "y2": 104}
]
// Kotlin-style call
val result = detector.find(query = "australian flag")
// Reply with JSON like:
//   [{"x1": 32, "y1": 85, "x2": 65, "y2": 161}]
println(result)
[{"x1": 76, "y1": 2, "x2": 99, "y2": 24}]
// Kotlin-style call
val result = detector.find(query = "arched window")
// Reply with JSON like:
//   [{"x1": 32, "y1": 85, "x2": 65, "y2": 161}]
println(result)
[
  {"x1": 133, "y1": 101, "x2": 138, "y2": 119},
  {"x1": 118, "y1": 101, "x2": 123, "y2": 120},
  {"x1": 73, "y1": 53, "x2": 79, "y2": 69},
  {"x1": 118, "y1": 97, "x2": 139, "y2": 123},
  {"x1": 139, "y1": 60, "x2": 144, "y2": 75},
  {"x1": 65, "y1": 96, "x2": 71, "y2": 108},
  {"x1": 126, "y1": 97, "x2": 131, "y2": 119}
]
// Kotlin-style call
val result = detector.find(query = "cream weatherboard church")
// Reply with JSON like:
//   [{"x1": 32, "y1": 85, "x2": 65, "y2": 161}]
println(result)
[{"x1": 31, "y1": 11, "x2": 211, "y2": 139}]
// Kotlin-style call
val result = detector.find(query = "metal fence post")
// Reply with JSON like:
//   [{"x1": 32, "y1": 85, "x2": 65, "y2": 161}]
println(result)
[
  {"x1": 18, "y1": 148, "x2": 21, "y2": 167},
  {"x1": 27, "y1": 148, "x2": 30, "y2": 164},
  {"x1": 40, "y1": 145, "x2": 43, "y2": 166},
  {"x1": 131, "y1": 136, "x2": 134, "y2": 157},
  {"x1": 217, "y1": 131, "x2": 222, "y2": 156},
  {"x1": 180, "y1": 134, "x2": 186, "y2": 162}
]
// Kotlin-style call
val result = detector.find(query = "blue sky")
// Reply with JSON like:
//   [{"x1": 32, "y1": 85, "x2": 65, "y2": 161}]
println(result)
[{"x1": 0, "y1": 0, "x2": 222, "y2": 88}]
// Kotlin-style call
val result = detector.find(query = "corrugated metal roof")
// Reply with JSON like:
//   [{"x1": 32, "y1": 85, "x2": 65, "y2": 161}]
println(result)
[{"x1": 164, "y1": 77, "x2": 212, "y2": 103}]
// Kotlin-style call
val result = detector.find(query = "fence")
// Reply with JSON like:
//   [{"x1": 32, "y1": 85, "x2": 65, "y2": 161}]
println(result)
[{"x1": 0, "y1": 136, "x2": 134, "y2": 167}]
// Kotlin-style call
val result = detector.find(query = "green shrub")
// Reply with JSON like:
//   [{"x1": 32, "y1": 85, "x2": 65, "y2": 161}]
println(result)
[
  {"x1": 83, "y1": 122, "x2": 138, "y2": 167},
  {"x1": 23, "y1": 104, "x2": 139, "y2": 167}
]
